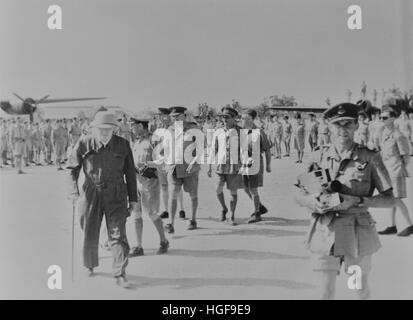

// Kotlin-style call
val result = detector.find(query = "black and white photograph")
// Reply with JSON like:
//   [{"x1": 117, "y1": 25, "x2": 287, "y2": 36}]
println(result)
[{"x1": 0, "y1": 0, "x2": 412, "y2": 302}]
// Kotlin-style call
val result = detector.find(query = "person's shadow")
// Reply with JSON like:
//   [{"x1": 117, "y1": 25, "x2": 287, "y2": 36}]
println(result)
[{"x1": 94, "y1": 272, "x2": 315, "y2": 291}]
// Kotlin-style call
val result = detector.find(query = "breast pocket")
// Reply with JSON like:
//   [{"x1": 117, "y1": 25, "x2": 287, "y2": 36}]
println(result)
[{"x1": 343, "y1": 163, "x2": 371, "y2": 196}]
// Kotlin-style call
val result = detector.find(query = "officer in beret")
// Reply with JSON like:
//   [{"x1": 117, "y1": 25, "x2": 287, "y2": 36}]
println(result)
[
  {"x1": 67, "y1": 111, "x2": 139, "y2": 288},
  {"x1": 128, "y1": 116, "x2": 170, "y2": 257},
  {"x1": 240, "y1": 108, "x2": 271, "y2": 223},
  {"x1": 377, "y1": 105, "x2": 413, "y2": 237},
  {"x1": 294, "y1": 102, "x2": 395, "y2": 299},
  {"x1": 207, "y1": 106, "x2": 244, "y2": 224}
]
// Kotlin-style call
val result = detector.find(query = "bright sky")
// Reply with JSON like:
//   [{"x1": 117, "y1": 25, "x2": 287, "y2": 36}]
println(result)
[{"x1": 0, "y1": 0, "x2": 412, "y2": 114}]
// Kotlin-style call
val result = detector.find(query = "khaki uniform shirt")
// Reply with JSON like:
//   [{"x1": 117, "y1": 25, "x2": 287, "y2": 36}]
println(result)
[
  {"x1": 165, "y1": 121, "x2": 201, "y2": 178},
  {"x1": 380, "y1": 127, "x2": 410, "y2": 178},
  {"x1": 303, "y1": 143, "x2": 392, "y2": 258},
  {"x1": 210, "y1": 125, "x2": 242, "y2": 175}
]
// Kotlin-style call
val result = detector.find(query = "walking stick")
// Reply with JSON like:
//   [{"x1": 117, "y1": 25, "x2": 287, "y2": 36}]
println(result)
[{"x1": 71, "y1": 203, "x2": 75, "y2": 282}]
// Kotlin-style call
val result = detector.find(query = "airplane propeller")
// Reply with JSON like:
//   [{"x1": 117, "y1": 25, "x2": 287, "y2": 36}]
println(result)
[
  {"x1": 36, "y1": 94, "x2": 50, "y2": 104},
  {"x1": 13, "y1": 92, "x2": 25, "y2": 102},
  {"x1": 9, "y1": 93, "x2": 107, "y2": 122}
]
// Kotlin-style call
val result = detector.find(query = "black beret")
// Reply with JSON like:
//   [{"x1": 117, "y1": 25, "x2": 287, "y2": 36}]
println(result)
[
  {"x1": 221, "y1": 106, "x2": 238, "y2": 118},
  {"x1": 158, "y1": 107, "x2": 171, "y2": 115},
  {"x1": 169, "y1": 106, "x2": 187, "y2": 115},
  {"x1": 323, "y1": 103, "x2": 361, "y2": 123}
]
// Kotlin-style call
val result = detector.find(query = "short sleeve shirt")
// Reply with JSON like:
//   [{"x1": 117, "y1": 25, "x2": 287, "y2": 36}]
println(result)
[{"x1": 380, "y1": 127, "x2": 410, "y2": 177}]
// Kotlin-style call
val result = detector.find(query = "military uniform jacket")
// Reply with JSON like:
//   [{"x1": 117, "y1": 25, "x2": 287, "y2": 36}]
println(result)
[{"x1": 303, "y1": 143, "x2": 392, "y2": 258}]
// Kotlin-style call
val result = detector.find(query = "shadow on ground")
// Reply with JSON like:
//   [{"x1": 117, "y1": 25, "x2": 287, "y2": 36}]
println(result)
[
  {"x1": 171, "y1": 226, "x2": 306, "y2": 240},
  {"x1": 94, "y1": 273, "x2": 316, "y2": 291},
  {"x1": 166, "y1": 248, "x2": 308, "y2": 261}
]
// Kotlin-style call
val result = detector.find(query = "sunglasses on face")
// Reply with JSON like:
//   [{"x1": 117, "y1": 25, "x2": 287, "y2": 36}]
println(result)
[{"x1": 380, "y1": 116, "x2": 390, "y2": 120}]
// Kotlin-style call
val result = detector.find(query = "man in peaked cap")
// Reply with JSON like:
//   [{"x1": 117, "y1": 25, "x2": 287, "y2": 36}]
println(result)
[
  {"x1": 128, "y1": 116, "x2": 169, "y2": 257},
  {"x1": 208, "y1": 106, "x2": 244, "y2": 224},
  {"x1": 156, "y1": 107, "x2": 173, "y2": 219},
  {"x1": 66, "y1": 110, "x2": 139, "y2": 288},
  {"x1": 156, "y1": 107, "x2": 186, "y2": 220},
  {"x1": 294, "y1": 102, "x2": 395, "y2": 299},
  {"x1": 163, "y1": 106, "x2": 201, "y2": 233}
]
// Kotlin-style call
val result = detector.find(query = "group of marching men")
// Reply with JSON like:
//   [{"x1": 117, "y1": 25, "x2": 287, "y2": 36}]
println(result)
[{"x1": 0, "y1": 116, "x2": 135, "y2": 173}]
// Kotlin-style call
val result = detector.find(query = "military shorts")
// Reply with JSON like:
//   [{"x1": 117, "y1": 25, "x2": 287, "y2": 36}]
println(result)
[
  {"x1": 13, "y1": 140, "x2": 26, "y2": 156},
  {"x1": 271, "y1": 134, "x2": 282, "y2": 144},
  {"x1": 54, "y1": 143, "x2": 66, "y2": 160},
  {"x1": 294, "y1": 136, "x2": 305, "y2": 151},
  {"x1": 318, "y1": 134, "x2": 329, "y2": 146},
  {"x1": 391, "y1": 176, "x2": 407, "y2": 199},
  {"x1": 168, "y1": 170, "x2": 199, "y2": 197},
  {"x1": 133, "y1": 175, "x2": 160, "y2": 220},
  {"x1": 311, "y1": 252, "x2": 372, "y2": 275},
  {"x1": 243, "y1": 173, "x2": 264, "y2": 189},
  {"x1": 217, "y1": 173, "x2": 244, "y2": 191},
  {"x1": 158, "y1": 169, "x2": 168, "y2": 186}
]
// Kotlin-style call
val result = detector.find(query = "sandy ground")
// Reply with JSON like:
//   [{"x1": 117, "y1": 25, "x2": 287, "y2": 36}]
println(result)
[{"x1": 0, "y1": 154, "x2": 412, "y2": 300}]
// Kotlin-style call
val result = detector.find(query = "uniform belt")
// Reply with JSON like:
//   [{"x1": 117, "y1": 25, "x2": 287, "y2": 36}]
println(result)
[
  {"x1": 334, "y1": 207, "x2": 369, "y2": 216},
  {"x1": 86, "y1": 178, "x2": 124, "y2": 189}
]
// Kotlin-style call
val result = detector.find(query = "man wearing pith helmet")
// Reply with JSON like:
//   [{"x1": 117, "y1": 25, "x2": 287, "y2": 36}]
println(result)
[
  {"x1": 66, "y1": 110, "x2": 139, "y2": 288},
  {"x1": 294, "y1": 102, "x2": 395, "y2": 299}
]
